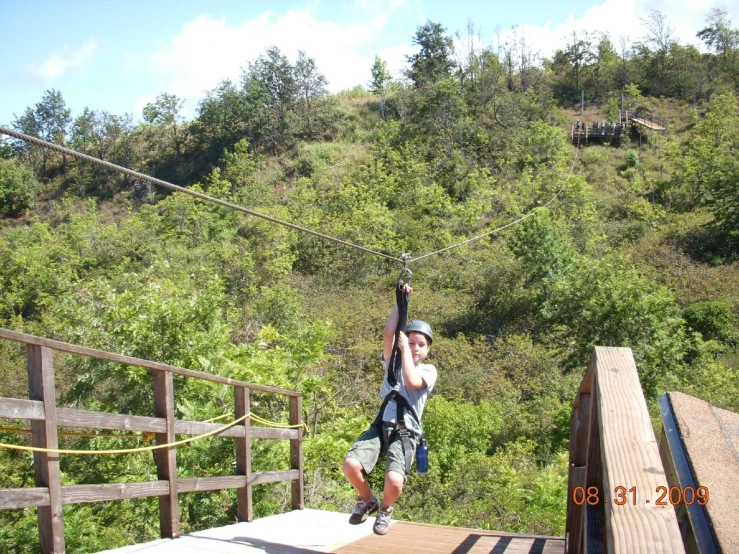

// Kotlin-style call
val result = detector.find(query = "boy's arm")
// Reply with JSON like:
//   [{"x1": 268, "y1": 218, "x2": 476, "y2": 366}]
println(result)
[
  {"x1": 398, "y1": 332, "x2": 427, "y2": 389},
  {"x1": 383, "y1": 305, "x2": 399, "y2": 362},
  {"x1": 383, "y1": 283, "x2": 411, "y2": 362}
]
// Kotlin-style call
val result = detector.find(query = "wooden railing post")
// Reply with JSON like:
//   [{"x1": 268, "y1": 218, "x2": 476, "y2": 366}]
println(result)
[
  {"x1": 27, "y1": 345, "x2": 64, "y2": 554},
  {"x1": 235, "y1": 386, "x2": 252, "y2": 521},
  {"x1": 289, "y1": 395, "x2": 303, "y2": 510},
  {"x1": 153, "y1": 370, "x2": 179, "y2": 538}
]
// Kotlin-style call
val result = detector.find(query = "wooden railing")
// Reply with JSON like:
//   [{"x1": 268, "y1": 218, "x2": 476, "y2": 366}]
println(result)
[
  {"x1": 565, "y1": 347, "x2": 684, "y2": 553},
  {"x1": 0, "y1": 327, "x2": 304, "y2": 554}
]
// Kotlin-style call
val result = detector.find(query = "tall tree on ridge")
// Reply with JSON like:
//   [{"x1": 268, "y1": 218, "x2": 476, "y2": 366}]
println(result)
[{"x1": 406, "y1": 20, "x2": 455, "y2": 88}]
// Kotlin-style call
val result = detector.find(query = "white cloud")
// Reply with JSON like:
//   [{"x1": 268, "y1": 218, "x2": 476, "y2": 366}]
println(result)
[
  {"x1": 493, "y1": 0, "x2": 739, "y2": 61},
  {"x1": 25, "y1": 39, "x2": 100, "y2": 83},
  {"x1": 140, "y1": 1, "x2": 412, "y2": 113}
]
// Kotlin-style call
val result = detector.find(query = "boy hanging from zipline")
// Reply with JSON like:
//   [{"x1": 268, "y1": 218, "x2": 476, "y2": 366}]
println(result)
[{"x1": 342, "y1": 282, "x2": 436, "y2": 536}]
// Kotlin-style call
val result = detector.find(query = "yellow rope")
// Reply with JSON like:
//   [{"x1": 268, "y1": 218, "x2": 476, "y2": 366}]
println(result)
[{"x1": 0, "y1": 411, "x2": 308, "y2": 455}]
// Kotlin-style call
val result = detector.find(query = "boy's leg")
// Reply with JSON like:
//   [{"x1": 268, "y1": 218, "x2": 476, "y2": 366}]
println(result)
[
  {"x1": 373, "y1": 430, "x2": 418, "y2": 535},
  {"x1": 344, "y1": 425, "x2": 382, "y2": 524},
  {"x1": 342, "y1": 457, "x2": 373, "y2": 501}
]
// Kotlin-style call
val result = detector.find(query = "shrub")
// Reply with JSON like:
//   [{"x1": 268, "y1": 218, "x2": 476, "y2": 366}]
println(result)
[
  {"x1": 683, "y1": 301, "x2": 736, "y2": 344},
  {"x1": 0, "y1": 158, "x2": 40, "y2": 216}
]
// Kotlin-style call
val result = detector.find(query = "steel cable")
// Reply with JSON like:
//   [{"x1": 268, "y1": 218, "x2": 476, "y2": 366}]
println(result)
[{"x1": 0, "y1": 126, "x2": 402, "y2": 264}]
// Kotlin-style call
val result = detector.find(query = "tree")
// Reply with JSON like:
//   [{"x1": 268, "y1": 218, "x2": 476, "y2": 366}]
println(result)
[
  {"x1": 406, "y1": 21, "x2": 455, "y2": 88},
  {"x1": 564, "y1": 31, "x2": 593, "y2": 90},
  {"x1": 12, "y1": 90, "x2": 71, "y2": 175},
  {"x1": 697, "y1": 8, "x2": 739, "y2": 69},
  {"x1": 242, "y1": 46, "x2": 298, "y2": 151},
  {"x1": 143, "y1": 93, "x2": 186, "y2": 157},
  {"x1": 638, "y1": 11, "x2": 676, "y2": 96},
  {"x1": 369, "y1": 56, "x2": 392, "y2": 94},
  {"x1": 294, "y1": 50, "x2": 329, "y2": 139}
]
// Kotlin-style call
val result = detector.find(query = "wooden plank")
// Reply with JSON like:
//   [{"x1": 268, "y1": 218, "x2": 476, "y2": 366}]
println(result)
[
  {"x1": 0, "y1": 487, "x2": 50, "y2": 509},
  {"x1": 594, "y1": 347, "x2": 684, "y2": 554},
  {"x1": 0, "y1": 397, "x2": 45, "y2": 420},
  {"x1": 153, "y1": 370, "x2": 179, "y2": 538},
  {"x1": 235, "y1": 386, "x2": 253, "y2": 521},
  {"x1": 250, "y1": 470, "x2": 300, "y2": 486},
  {"x1": 57, "y1": 407, "x2": 166, "y2": 433},
  {"x1": 336, "y1": 521, "x2": 565, "y2": 554},
  {"x1": 566, "y1": 466, "x2": 585, "y2": 554},
  {"x1": 566, "y1": 357, "x2": 594, "y2": 554},
  {"x1": 251, "y1": 427, "x2": 299, "y2": 440},
  {"x1": 27, "y1": 344, "x2": 65, "y2": 554},
  {"x1": 178, "y1": 476, "x2": 246, "y2": 493},
  {"x1": 57, "y1": 407, "x2": 291, "y2": 439},
  {"x1": 61, "y1": 481, "x2": 169, "y2": 504},
  {"x1": 584, "y1": 381, "x2": 605, "y2": 554},
  {"x1": 289, "y1": 395, "x2": 303, "y2": 510},
  {"x1": 0, "y1": 327, "x2": 299, "y2": 397},
  {"x1": 174, "y1": 418, "x2": 242, "y2": 438}
]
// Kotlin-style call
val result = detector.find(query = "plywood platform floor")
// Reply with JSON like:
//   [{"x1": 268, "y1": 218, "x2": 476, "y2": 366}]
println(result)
[{"x1": 100, "y1": 509, "x2": 565, "y2": 554}]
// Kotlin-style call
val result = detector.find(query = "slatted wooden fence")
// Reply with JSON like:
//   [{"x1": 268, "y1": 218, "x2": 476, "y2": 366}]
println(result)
[
  {"x1": 0, "y1": 327, "x2": 304, "y2": 554},
  {"x1": 565, "y1": 347, "x2": 684, "y2": 554}
]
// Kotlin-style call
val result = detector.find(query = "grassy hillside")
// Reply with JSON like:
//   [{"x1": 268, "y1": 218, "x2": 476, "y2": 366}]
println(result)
[{"x1": 1, "y1": 77, "x2": 738, "y2": 552}]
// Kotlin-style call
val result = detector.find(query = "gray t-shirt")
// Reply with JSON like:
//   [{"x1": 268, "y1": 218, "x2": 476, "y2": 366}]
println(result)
[{"x1": 379, "y1": 357, "x2": 437, "y2": 434}]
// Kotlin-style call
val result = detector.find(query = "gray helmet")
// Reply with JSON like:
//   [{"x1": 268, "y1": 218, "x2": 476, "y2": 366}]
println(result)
[{"x1": 406, "y1": 320, "x2": 433, "y2": 344}]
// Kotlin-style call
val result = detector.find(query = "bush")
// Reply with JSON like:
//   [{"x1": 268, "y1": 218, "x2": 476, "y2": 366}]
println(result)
[
  {"x1": 683, "y1": 301, "x2": 736, "y2": 344},
  {"x1": 0, "y1": 158, "x2": 40, "y2": 216}
]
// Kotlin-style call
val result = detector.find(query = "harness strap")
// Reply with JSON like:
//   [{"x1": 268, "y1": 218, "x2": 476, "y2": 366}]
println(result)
[
  {"x1": 373, "y1": 390, "x2": 420, "y2": 475},
  {"x1": 387, "y1": 279, "x2": 409, "y2": 387},
  {"x1": 374, "y1": 264, "x2": 419, "y2": 475}
]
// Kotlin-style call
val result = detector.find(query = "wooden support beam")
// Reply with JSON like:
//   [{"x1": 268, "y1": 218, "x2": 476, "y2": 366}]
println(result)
[
  {"x1": 27, "y1": 345, "x2": 65, "y2": 554},
  {"x1": 153, "y1": 370, "x2": 179, "y2": 538},
  {"x1": 289, "y1": 395, "x2": 304, "y2": 510},
  {"x1": 0, "y1": 397, "x2": 44, "y2": 420},
  {"x1": 594, "y1": 347, "x2": 684, "y2": 554},
  {"x1": 235, "y1": 386, "x2": 253, "y2": 521},
  {"x1": 62, "y1": 481, "x2": 169, "y2": 504},
  {"x1": 0, "y1": 487, "x2": 51, "y2": 509},
  {"x1": 0, "y1": 327, "x2": 299, "y2": 397}
]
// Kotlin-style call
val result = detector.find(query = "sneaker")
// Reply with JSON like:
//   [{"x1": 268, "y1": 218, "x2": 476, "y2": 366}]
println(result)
[
  {"x1": 373, "y1": 505, "x2": 393, "y2": 535},
  {"x1": 349, "y1": 495, "x2": 378, "y2": 524}
]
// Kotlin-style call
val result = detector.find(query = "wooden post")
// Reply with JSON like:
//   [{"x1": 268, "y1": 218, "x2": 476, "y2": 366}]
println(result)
[
  {"x1": 289, "y1": 395, "x2": 303, "y2": 510},
  {"x1": 153, "y1": 370, "x2": 179, "y2": 538},
  {"x1": 235, "y1": 386, "x2": 252, "y2": 521},
  {"x1": 27, "y1": 345, "x2": 64, "y2": 554}
]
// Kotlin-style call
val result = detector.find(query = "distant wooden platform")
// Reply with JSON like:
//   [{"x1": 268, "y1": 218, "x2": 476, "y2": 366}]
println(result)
[
  {"x1": 99, "y1": 509, "x2": 565, "y2": 553},
  {"x1": 630, "y1": 116, "x2": 666, "y2": 131}
]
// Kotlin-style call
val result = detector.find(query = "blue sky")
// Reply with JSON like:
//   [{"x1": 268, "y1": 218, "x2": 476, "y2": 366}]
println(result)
[{"x1": 1, "y1": 0, "x2": 735, "y2": 127}]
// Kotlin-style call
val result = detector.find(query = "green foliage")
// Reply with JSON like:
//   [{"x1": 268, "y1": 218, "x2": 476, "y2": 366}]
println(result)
[
  {"x1": 406, "y1": 21, "x2": 455, "y2": 88},
  {"x1": 369, "y1": 56, "x2": 393, "y2": 94},
  {"x1": 541, "y1": 256, "x2": 687, "y2": 395},
  {"x1": 625, "y1": 150, "x2": 640, "y2": 168},
  {"x1": 683, "y1": 301, "x2": 736, "y2": 343},
  {"x1": 0, "y1": 158, "x2": 41, "y2": 216}
]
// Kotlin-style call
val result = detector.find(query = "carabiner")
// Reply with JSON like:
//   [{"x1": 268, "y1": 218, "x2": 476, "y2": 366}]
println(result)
[{"x1": 397, "y1": 253, "x2": 412, "y2": 285}]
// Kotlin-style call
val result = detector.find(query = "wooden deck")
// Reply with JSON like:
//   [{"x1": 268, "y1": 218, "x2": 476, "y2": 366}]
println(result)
[
  {"x1": 630, "y1": 116, "x2": 666, "y2": 131},
  {"x1": 99, "y1": 509, "x2": 565, "y2": 553}
]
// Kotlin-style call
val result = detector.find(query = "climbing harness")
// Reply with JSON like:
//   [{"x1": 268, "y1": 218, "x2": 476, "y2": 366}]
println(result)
[{"x1": 371, "y1": 255, "x2": 425, "y2": 475}]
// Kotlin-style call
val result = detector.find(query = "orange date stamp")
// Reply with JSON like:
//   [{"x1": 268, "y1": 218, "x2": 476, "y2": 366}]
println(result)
[{"x1": 572, "y1": 485, "x2": 710, "y2": 506}]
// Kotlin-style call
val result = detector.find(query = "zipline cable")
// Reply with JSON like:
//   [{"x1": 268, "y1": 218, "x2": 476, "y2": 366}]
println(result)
[
  {"x1": 409, "y1": 150, "x2": 580, "y2": 263},
  {"x1": 0, "y1": 125, "x2": 402, "y2": 264},
  {"x1": 0, "y1": 125, "x2": 579, "y2": 267}
]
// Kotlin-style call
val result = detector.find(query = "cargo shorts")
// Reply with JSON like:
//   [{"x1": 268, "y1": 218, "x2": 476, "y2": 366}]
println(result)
[{"x1": 345, "y1": 422, "x2": 419, "y2": 481}]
